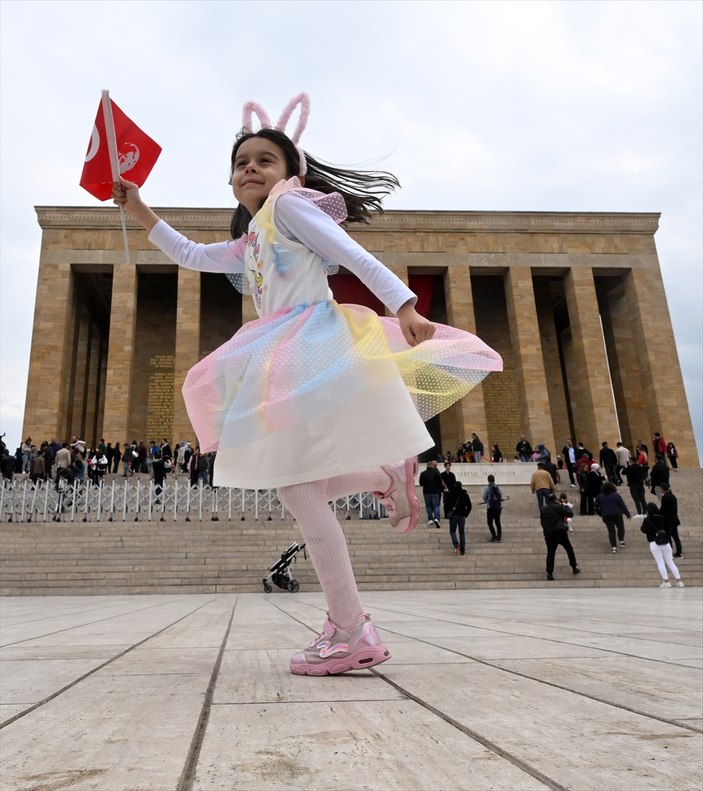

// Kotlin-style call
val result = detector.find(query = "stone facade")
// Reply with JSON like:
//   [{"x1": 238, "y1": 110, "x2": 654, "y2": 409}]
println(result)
[{"x1": 24, "y1": 207, "x2": 698, "y2": 467}]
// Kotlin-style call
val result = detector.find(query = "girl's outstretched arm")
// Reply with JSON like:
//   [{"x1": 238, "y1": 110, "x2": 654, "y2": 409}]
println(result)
[
  {"x1": 111, "y1": 177, "x2": 161, "y2": 232},
  {"x1": 113, "y1": 177, "x2": 245, "y2": 275}
]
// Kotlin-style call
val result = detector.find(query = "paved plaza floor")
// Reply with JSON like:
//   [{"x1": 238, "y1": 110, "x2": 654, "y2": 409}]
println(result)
[{"x1": 1, "y1": 588, "x2": 702, "y2": 791}]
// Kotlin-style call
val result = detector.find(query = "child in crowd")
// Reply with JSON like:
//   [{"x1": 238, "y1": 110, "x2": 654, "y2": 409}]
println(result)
[{"x1": 558, "y1": 492, "x2": 574, "y2": 531}]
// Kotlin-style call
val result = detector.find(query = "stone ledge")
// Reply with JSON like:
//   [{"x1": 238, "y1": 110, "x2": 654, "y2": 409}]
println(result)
[{"x1": 35, "y1": 207, "x2": 662, "y2": 235}]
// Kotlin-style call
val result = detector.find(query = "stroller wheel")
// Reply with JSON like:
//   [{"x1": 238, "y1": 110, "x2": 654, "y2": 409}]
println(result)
[
  {"x1": 288, "y1": 579, "x2": 300, "y2": 593},
  {"x1": 263, "y1": 581, "x2": 273, "y2": 593}
]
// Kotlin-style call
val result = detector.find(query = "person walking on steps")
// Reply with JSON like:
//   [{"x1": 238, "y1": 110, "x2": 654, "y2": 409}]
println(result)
[
  {"x1": 440, "y1": 461, "x2": 456, "y2": 519},
  {"x1": 659, "y1": 482, "x2": 684, "y2": 559},
  {"x1": 640, "y1": 502, "x2": 684, "y2": 588},
  {"x1": 420, "y1": 460, "x2": 444, "y2": 529},
  {"x1": 445, "y1": 480, "x2": 472, "y2": 556},
  {"x1": 482, "y1": 474, "x2": 503, "y2": 542},
  {"x1": 540, "y1": 493, "x2": 581, "y2": 581},
  {"x1": 595, "y1": 481, "x2": 631, "y2": 554},
  {"x1": 113, "y1": 92, "x2": 502, "y2": 676}
]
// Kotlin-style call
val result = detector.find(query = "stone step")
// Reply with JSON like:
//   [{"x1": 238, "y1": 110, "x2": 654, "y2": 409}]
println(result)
[{"x1": 2, "y1": 469, "x2": 700, "y2": 595}]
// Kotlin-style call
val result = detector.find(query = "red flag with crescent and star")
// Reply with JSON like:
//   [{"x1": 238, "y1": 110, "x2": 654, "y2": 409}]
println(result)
[{"x1": 80, "y1": 96, "x2": 161, "y2": 200}]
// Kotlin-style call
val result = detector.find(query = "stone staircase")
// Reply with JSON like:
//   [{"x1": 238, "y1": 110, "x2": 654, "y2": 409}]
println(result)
[{"x1": 1, "y1": 470, "x2": 700, "y2": 595}]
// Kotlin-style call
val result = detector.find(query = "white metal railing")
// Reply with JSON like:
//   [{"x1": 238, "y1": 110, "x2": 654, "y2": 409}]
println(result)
[{"x1": 0, "y1": 479, "x2": 386, "y2": 524}]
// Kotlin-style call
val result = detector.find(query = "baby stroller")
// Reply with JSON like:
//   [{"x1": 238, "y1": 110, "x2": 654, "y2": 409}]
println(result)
[{"x1": 262, "y1": 541, "x2": 307, "y2": 593}]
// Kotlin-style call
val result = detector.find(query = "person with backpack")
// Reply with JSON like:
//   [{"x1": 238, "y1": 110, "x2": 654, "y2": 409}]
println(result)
[
  {"x1": 445, "y1": 480, "x2": 472, "y2": 556},
  {"x1": 482, "y1": 474, "x2": 503, "y2": 543},
  {"x1": 640, "y1": 502, "x2": 684, "y2": 588},
  {"x1": 659, "y1": 483, "x2": 684, "y2": 558},
  {"x1": 595, "y1": 481, "x2": 631, "y2": 553},
  {"x1": 121, "y1": 443, "x2": 133, "y2": 477}
]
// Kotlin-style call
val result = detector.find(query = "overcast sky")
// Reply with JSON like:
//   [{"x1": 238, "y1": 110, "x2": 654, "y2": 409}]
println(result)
[{"x1": 1, "y1": 0, "x2": 701, "y2": 461}]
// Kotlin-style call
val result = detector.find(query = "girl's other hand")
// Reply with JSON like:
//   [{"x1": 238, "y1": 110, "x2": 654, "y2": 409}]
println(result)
[{"x1": 397, "y1": 302, "x2": 435, "y2": 347}]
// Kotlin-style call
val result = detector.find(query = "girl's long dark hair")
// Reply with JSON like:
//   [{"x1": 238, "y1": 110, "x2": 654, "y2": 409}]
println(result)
[{"x1": 229, "y1": 128, "x2": 400, "y2": 239}]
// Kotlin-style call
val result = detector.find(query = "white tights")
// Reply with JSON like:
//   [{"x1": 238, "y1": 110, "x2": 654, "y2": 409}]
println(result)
[
  {"x1": 277, "y1": 469, "x2": 390, "y2": 629},
  {"x1": 649, "y1": 541, "x2": 681, "y2": 581}
]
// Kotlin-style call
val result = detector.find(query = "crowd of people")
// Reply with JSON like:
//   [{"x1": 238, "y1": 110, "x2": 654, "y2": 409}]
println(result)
[
  {"x1": 527, "y1": 433, "x2": 684, "y2": 586},
  {"x1": 0, "y1": 435, "x2": 216, "y2": 490},
  {"x1": 419, "y1": 430, "x2": 686, "y2": 589},
  {"x1": 1, "y1": 428, "x2": 687, "y2": 589}
]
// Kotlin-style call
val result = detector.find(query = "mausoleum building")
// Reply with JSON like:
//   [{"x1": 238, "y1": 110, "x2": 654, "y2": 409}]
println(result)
[{"x1": 23, "y1": 207, "x2": 698, "y2": 467}]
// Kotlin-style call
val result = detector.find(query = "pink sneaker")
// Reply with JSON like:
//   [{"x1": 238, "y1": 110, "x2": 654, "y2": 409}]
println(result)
[
  {"x1": 289, "y1": 613, "x2": 391, "y2": 676},
  {"x1": 374, "y1": 457, "x2": 420, "y2": 534}
]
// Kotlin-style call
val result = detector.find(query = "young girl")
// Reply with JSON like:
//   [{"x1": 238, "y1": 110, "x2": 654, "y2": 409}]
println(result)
[
  {"x1": 558, "y1": 492, "x2": 574, "y2": 531},
  {"x1": 112, "y1": 93, "x2": 502, "y2": 676}
]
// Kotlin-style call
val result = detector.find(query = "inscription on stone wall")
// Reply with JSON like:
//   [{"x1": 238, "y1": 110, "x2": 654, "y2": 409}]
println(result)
[{"x1": 147, "y1": 354, "x2": 174, "y2": 440}]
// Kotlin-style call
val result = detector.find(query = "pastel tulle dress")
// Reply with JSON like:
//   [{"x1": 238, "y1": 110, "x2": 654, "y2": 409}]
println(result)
[{"x1": 149, "y1": 178, "x2": 502, "y2": 489}]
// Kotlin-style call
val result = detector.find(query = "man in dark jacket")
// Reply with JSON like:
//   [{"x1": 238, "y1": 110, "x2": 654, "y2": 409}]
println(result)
[
  {"x1": 659, "y1": 483, "x2": 683, "y2": 558},
  {"x1": 599, "y1": 442, "x2": 619, "y2": 485},
  {"x1": 445, "y1": 481, "x2": 472, "y2": 556},
  {"x1": 516, "y1": 437, "x2": 532, "y2": 462},
  {"x1": 540, "y1": 494, "x2": 581, "y2": 581},
  {"x1": 419, "y1": 460, "x2": 443, "y2": 528},
  {"x1": 650, "y1": 456, "x2": 670, "y2": 499},
  {"x1": 440, "y1": 462, "x2": 457, "y2": 518},
  {"x1": 622, "y1": 458, "x2": 648, "y2": 516}
]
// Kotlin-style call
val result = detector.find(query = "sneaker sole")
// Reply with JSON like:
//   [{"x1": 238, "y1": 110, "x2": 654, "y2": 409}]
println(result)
[
  {"x1": 392, "y1": 458, "x2": 420, "y2": 535},
  {"x1": 290, "y1": 645, "x2": 391, "y2": 676}
]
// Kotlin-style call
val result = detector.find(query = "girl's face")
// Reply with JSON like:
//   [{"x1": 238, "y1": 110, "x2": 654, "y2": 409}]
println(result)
[{"x1": 231, "y1": 137, "x2": 291, "y2": 215}]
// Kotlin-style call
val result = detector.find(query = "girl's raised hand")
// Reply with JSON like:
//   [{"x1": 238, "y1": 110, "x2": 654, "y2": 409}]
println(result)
[
  {"x1": 397, "y1": 302, "x2": 436, "y2": 347},
  {"x1": 111, "y1": 177, "x2": 160, "y2": 232},
  {"x1": 112, "y1": 177, "x2": 140, "y2": 208}
]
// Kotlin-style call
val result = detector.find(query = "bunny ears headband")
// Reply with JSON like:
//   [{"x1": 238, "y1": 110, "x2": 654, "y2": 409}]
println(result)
[{"x1": 242, "y1": 92, "x2": 310, "y2": 176}]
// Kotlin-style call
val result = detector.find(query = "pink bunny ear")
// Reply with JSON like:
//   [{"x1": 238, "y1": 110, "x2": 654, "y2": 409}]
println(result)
[
  {"x1": 242, "y1": 101, "x2": 272, "y2": 133},
  {"x1": 275, "y1": 93, "x2": 310, "y2": 144}
]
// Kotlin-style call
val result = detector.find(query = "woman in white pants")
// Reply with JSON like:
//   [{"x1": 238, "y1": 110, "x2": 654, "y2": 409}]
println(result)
[{"x1": 641, "y1": 502, "x2": 684, "y2": 588}]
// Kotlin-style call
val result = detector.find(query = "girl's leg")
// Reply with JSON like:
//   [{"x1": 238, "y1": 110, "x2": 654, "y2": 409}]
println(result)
[
  {"x1": 277, "y1": 479, "x2": 390, "y2": 675},
  {"x1": 277, "y1": 480, "x2": 363, "y2": 629},
  {"x1": 324, "y1": 461, "x2": 419, "y2": 534},
  {"x1": 649, "y1": 543, "x2": 668, "y2": 580},
  {"x1": 661, "y1": 544, "x2": 682, "y2": 580},
  {"x1": 323, "y1": 469, "x2": 389, "y2": 500}
]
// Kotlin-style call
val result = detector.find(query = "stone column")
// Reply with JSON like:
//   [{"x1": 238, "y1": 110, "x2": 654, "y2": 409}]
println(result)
[
  {"x1": 21, "y1": 236, "x2": 74, "y2": 442},
  {"x1": 65, "y1": 305, "x2": 88, "y2": 440},
  {"x1": 443, "y1": 265, "x2": 488, "y2": 450},
  {"x1": 84, "y1": 323, "x2": 100, "y2": 446},
  {"x1": 504, "y1": 266, "x2": 555, "y2": 452},
  {"x1": 102, "y1": 263, "x2": 138, "y2": 443},
  {"x1": 598, "y1": 278, "x2": 649, "y2": 452},
  {"x1": 562, "y1": 267, "x2": 620, "y2": 451},
  {"x1": 624, "y1": 264, "x2": 698, "y2": 466},
  {"x1": 533, "y1": 278, "x2": 571, "y2": 448},
  {"x1": 173, "y1": 268, "x2": 201, "y2": 443}
]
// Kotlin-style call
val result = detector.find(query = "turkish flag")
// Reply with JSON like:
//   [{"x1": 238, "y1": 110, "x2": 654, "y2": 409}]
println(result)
[{"x1": 80, "y1": 96, "x2": 161, "y2": 201}]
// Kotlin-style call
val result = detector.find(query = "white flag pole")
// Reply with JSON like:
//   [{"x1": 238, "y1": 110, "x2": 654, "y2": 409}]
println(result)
[{"x1": 101, "y1": 89, "x2": 131, "y2": 266}]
